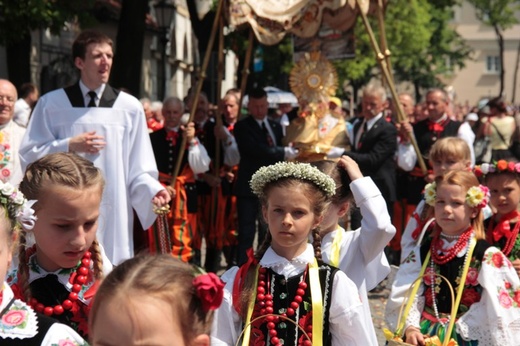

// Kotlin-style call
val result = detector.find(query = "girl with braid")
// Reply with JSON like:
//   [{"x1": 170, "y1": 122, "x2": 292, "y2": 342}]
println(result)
[
  {"x1": 8, "y1": 152, "x2": 112, "y2": 339},
  {"x1": 211, "y1": 162, "x2": 374, "y2": 346},
  {"x1": 0, "y1": 180, "x2": 86, "y2": 345}
]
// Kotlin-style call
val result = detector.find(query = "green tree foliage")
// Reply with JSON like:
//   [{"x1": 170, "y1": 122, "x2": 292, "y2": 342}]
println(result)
[
  {"x1": 334, "y1": 0, "x2": 471, "y2": 102},
  {"x1": 0, "y1": 0, "x2": 96, "y2": 45},
  {"x1": 467, "y1": 0, "x2": 520, "y2": 98}
]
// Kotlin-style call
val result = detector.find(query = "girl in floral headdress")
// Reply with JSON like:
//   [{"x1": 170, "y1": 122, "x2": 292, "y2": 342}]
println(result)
[
  {"x1": 0, "y1": 181, "x2": 86, "y2": 345},
  {"x1": 89, "y1": 254, "x2": 224, "y2": 346},
  {"x1": 386, "y1": 170, "x2": 520, "y2": 345},
  {"x1": 8, "y1": 152, "x2": 112, "y2": 339},
  {"x1": 477, "y1": 160, "x2": 520, "y2": 276},
  {"x1": 211, "y1": 161, "x2": 375, "y2": 346}
]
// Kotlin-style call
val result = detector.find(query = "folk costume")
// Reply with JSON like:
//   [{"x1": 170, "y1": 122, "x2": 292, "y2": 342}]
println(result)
[
  {"x1": 0, "y1": 283, "x2": 86, "y2": 346},
  {"x1": 211, "y1": 244, "x2": 376, "y2": 346},
  {"x1": 150, "y1": 126, "x2": 210, "y2": 263},
  {"x1": 321, "y1": 176, "x2": 395, "y2": 346},
  {"x1": 0, "y1": 120, "x2": 25, "y2": 186},
  {"x1": 195, "y1": 118, "x2": 240, "y2": 271},
  {"x1": 386, "y1": 230, "x2": 520, "y2": 345},
  {"x1": 7, "y1": 248, "x2": 112, "y2": 339},
  {"x1": 19, "y1": 81, "x2": 164, "y2": 265},
  {"x1": 485, "y1": 211, "x2": 520, "y2": 261}
]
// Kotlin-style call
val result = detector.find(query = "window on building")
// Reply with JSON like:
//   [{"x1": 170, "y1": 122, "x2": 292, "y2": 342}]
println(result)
[{"x1": 486, "y1": 55, "x2": 501, "y2": 73}]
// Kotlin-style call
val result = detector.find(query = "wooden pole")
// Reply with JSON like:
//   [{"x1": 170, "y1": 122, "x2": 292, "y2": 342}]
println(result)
[
  {"x1": 238, "y1": 29, "x2": 255, "y2": 111},
  {"x1": 355, "y1": 0, "x2": 427, "y2": 174},
  {"x1": 209, "y1": 16, "x2": 225, "y2": 232},
  {"x1": 170, "y1": 0, "x2": 225, "y2": 184},
  {"x1": 376, "y1": 0, "x2": 395, "y2": 87}
]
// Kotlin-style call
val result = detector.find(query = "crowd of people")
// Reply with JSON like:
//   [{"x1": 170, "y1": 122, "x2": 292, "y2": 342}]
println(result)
[{"x1": 1, "y1": 28, "x2": 520, "y2": 345}]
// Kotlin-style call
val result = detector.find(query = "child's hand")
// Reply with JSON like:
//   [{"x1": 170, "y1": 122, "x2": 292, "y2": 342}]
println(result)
[
  {"x1": 338, "y1": 155, "x2": 363, "y2": 181},
  {"x1": 512, "y1": 258, "x2": 520, "y2": 277},
  {"x1": 404, "y1": 326, "x2": 425, "y2": 346}
]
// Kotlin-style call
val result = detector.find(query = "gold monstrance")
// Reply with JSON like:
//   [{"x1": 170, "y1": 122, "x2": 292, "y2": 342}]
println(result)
[{"x1": 284, "y1": 51, "x2": 348, "y2": 162}]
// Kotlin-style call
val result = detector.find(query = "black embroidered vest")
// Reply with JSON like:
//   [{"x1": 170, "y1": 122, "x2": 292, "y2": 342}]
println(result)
[
  {"x1": 414, "y1": 119, "x2": 462, "y2": 161},
  {"x1": 249, "y1": 265, "x2": 337, "y2": 346},
  {"x1": 420, "y1": 238, "x2": 491, "y2": 314}
]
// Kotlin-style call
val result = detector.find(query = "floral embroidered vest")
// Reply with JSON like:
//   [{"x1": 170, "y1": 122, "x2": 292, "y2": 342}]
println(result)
[{"x1": 420, "y1": 238, "x2": 490, "y2": 316}]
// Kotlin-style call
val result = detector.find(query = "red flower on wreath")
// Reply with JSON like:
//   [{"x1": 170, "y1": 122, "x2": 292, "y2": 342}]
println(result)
[{"x1": 193, "y1": 272, "x2": 225, "y2": 312}]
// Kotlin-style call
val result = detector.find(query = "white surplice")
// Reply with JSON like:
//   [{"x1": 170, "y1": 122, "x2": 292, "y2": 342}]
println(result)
[
  {"x1": 321, "y1": 176, "x2": 395, "y2": 346},
  {"x1": 211, "y1": 244, "x2": 377, "y2": 346},
  {"x1": 19, "y1": 89, "x2": 164, "y2": 264}
]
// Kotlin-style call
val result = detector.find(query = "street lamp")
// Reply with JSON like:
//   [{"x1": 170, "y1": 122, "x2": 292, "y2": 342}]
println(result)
[{"x1": 154, "y1": 0, "x2": 175, "y2": 100}]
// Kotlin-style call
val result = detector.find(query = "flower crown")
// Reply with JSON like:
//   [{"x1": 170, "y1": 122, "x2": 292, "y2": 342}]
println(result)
[
  {"x1": 424, "y1": 181, "x2": 489, "y2": 209},
  {"x1": 192, "y1": 268, "x2": 224, "y2": 313},
  {"x1": 250, "y1": 161, "x2": 336, "y2": 197},
  {"x1": 0, "y1": 180, "x2": 37, "y2": 230},
  {"x1": 474, "y1": 160, "x2": 520, "y2": 177}
]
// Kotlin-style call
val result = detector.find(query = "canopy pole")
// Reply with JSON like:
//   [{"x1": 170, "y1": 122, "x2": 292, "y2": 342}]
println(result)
[
  {"x1": 355, "y1": 0, "x2": 427, "y2": 174},
  {"x1": 170, "y1": 0, "x2": 225, "y2": 185},
  {"x1": 238, "y1": 29, "x2": 255, "y2": 111}
]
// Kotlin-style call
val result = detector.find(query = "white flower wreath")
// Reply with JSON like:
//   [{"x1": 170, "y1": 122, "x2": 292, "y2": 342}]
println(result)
[
  {"x1": 250, "y1": 161, "x2": 336, "y2": 197},
  {"x1": 0, "y1": 180, "x2": 37, "y2": 230}
]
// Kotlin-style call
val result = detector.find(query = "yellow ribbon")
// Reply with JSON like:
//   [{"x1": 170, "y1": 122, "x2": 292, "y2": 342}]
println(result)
[
  {"x1": 309, "y1": 258, "x2": 323, "y2": 346},
  {"x1": 241, "y1": 265, "x2": 259, "y2": 346},
  {"x1": 329, "y1": 226, "x2": 343, "y2": 268},
  {"x1": 240, "y1": 259, "x2": 324, "y2": 346}
]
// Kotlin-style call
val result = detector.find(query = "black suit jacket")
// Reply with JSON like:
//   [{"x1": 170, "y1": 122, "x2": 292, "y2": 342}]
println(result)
[
  {"x1": 63, "y1": 82, "x2": 119, "y2": 107},
  {"x1": 346, "y1": 116, "x2": 397, "y2": 202},
  {"x1": 150, "y1": 128, "x2": 187, "y2": 176},
  {"x1": 234, "y1": 115, "x2": 285, "y2": 197}
]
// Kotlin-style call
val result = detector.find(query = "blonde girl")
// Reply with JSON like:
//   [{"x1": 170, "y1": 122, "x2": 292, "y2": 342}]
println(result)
[
  {"x1": 89, "y1": 254, "x2": 224, "y2": 346},
  {"x1": 211, "y1": 161, "x2": 375, "y2": 346},
  {"x1": 0, "y1": 181, "x2": 86, "y2": 345},
  {"x1": 386, "y1": 170, "x2": 520, "y2": 345},
  {"x1": 400, "y1": 137, "x2": 472, "y2": 262},
  {"x1": 8, "y1": 152, "x2": 111, "y2": 339}
]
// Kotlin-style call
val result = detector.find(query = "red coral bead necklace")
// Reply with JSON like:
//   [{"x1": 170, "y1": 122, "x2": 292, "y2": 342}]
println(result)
[
  {"x1": 253, "y1": 266, "x2": 313, "y2": 346},
  {"x1": 29, "y1": 251, "x2": 92, "y2": 317}
]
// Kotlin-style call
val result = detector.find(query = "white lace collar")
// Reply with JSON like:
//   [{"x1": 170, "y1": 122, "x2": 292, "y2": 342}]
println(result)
[{"x1": 259, "y1": 244, "x2": 315, "y2": 279}]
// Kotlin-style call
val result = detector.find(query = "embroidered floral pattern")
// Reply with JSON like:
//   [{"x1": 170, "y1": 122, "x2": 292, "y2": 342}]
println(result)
[
  {"x1": 403, "y1": 251, "x2": 416, "y2": 264},
  {"x1": 0, "y1": 306, "x2": 29, "y2": 332},
  {"x1": 52, "y1": 339, "x2": 88, "y2": 346},
  {"x1": 0, "y1": 131, "x2": 11, "y2": 179}
]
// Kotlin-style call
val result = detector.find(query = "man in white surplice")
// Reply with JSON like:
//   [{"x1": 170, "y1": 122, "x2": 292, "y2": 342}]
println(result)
[{"x1": 19, "y1": 30, "x2": 170, "y2": 264}]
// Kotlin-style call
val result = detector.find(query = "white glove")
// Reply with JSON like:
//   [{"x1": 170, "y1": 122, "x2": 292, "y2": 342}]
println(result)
[
  {"x1": 327, "y1": 146, "x2": 345, "y2": 159},
  {"x1": 284, "y1": 147, "x2": 299, "y2": 160}
]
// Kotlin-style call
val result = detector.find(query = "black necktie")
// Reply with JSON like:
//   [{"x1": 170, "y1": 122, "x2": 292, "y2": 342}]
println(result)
[
  {"x1": 262, "y1": 122, "x2": 274, "y2": 147},
  {"x1": 87, "y1": 91, "x2": 97, "y2": 107},
  {"x1": 357, "y1": 121, "x2": 368, "y2": 149}
]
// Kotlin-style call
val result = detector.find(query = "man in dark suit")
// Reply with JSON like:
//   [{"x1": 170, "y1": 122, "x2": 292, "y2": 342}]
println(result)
[
  {"x1": 234, "y1": 88, "x2": 298, "y2": 264},
  {"x1": 345, "y1": 84, "x2": 397, "y2": 231},
  {"x1": 19, "y1": 29, "x2": 170, "y2": 264}
]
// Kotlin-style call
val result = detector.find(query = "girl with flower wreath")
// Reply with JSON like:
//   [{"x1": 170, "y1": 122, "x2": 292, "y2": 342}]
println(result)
[
  {"x1": 7, "y1": 152, "x2": 112, "y2": 340},
  {"x1": 89, "y1": 254, "x2": 224, "y2": 346},
  {"x1": 211, "y1": 161, "x2": 375, "y2": 346},
  {"x1": 476, "y1": 159, "x2": 520, "y2": 277},
  {"x1": 386, "y1": 170, "x2": 520, "y2": 345},
  {"x1": 312, "y1": 156, "x2": 396, "y2": 345},
  {"x1": 400, "y1": 137, "x2": 472, "y2": 263},
  {"x1": 0, "y1": 179, "x2": 87, "y2": 345}
]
